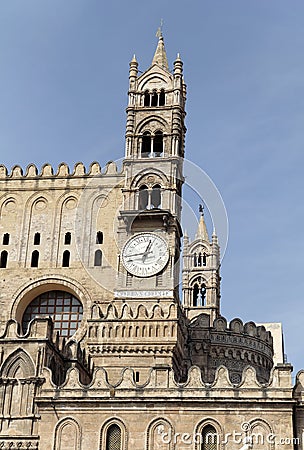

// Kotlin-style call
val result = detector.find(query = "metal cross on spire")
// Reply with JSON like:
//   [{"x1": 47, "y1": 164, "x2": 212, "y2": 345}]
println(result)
[{"x1": 156, "y1": 18, "x2": 164, "y2": 38}]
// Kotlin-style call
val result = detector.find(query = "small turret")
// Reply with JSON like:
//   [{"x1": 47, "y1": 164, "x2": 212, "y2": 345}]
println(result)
[
  {"x1": 182, "y1": 205, "x2": 221, "y2": 321},
  {"x1": 129, "y1": 54, "x2": 138, "y2": 90}
]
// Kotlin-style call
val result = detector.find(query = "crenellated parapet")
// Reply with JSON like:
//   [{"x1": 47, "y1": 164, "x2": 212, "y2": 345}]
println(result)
[
  {"x1": 187, "y1": 314, "x2": 274, "y2": 384},
  {"x1": 0, "y1": 160, "x2": 121, "y2": 179}
]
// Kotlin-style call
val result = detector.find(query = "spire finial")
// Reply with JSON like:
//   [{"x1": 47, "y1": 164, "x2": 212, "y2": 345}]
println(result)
[
  {"x1": 156, "y1": 18, "x2": 164, "y2": 39},
  {"x1": 152, "y1": 20, "x2": 169, "y2": 71},
  {"x1": 196, "y1": 203, "x2": 210, "y2": 242}
]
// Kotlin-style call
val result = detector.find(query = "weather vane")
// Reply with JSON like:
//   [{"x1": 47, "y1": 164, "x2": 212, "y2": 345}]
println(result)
[
  {"x1": 199, "y1": 203, "x2": 204, "y2": 215},
  {"x1": 156, "y1": 18, "x2": 164, "y2": 38}
]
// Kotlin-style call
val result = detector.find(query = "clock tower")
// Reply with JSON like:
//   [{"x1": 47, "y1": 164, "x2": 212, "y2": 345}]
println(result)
[{"x1": 105, "y1": 33, "x2": 188, "y2": 381}]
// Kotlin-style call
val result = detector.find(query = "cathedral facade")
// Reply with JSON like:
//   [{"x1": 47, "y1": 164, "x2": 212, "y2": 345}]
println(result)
[{"x1": 0, "y1": 34, "x2": 303, "y2": 449}]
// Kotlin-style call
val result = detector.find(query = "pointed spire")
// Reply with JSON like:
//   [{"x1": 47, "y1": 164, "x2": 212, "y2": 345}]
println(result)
[
  {"x1": 152, "y1": 31, "x2": 169, "y2": 71},
  {"x1": 195, "y1": 204, "x2": 210, "y2": 242},
  {"x1": 196, "y1": 215, "x2": 210, "y2": 241}
]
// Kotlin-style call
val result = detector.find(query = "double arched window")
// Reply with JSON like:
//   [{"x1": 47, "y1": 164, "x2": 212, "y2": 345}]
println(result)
[
  {"x1": 194, "y1": 252, "x2": 207, "y2": 267},
  {"x1": 192, "y1": 278, "x2": 206, "y2": 307},
  {"x1": 138, "y1": 184, "x2": 161, "y2": 210},
  {"x1": 141, "y1": 131, "x2": 163, "y2": 158}
]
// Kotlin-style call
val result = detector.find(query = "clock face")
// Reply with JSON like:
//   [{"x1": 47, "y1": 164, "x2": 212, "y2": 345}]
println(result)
[{"x1": 122, "y1": 232, "x2": 169, "y2": 277}]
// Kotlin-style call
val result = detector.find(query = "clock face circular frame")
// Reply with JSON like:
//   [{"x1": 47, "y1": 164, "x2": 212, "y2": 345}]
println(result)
[{"x1": 122, "y1": 232, "x2": 169, "y2": 278}]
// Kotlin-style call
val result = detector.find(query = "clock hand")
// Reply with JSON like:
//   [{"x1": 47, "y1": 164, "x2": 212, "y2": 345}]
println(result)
[
  {"x1": 126, "y1": 250, "x2": 153, "y2": 259},
  {"x1": 142, "y1": 240, "x2": 154, "y2": 262}
]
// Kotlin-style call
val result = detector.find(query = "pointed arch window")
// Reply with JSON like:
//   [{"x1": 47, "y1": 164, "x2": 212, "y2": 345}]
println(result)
[
  {"x1": 64, "y1": 232, "x2": 71, "y2": 245},
  {"x1": 62, "y1": 250, "x2": 70, "y2": 267},
  {"x1": 2, "y1": 233, "x2": 10, "y2": 245},
  {"x1": 154, "y1": 131, "x2": 163, "y2": 157},
  {"x1": 34, "y1": 232, "x2": 41, "y2": 245},
  {"x1": 144, "y1": 90, "x2": 150, "y2": 106},
  {"x1": 96, "y1": 231, "x2": 103, "y2": 244},
  {"x1": 106, "y1": 424, "x2": 122, "y2": 450},
  {"x1": 159, "y1": 89, "x2": 165, "y2": 106},
  {"x1": 94, "y1": 250, "x2": 102, "y2": 267},
  {"x1": 192, "y1": 280, "x2": 206, "y2": 307},
  {"x1": 139, "y1": 185, "x2": 149, "y2": 210},
  {"x1": 141, "y1": 132, "x2": 151, "y2": 158},
  {"x1": 201, "y1": 425, "x2": 218, "y2": 450},
  {"x1": 203, "y1": 252, "x2": 207, "y2": 266},
  {"x1": 151, "y1": 184, "x2": 161, "y2": 209},
  {"x1": 151, "y1": 90, "x2": 158, "y2": 107},
  {"x1": 197, "y1": 252, "x2": 202, "y2": 266},
  {"x1": 0, "y1": 251, "x2": 8, "y2": 268},
  {"x1": 193, "y1": 253, "x2": 198, "y2": 267},
  {"x1": 31, "y1": 250, "x2": 39, "y2": 268}
]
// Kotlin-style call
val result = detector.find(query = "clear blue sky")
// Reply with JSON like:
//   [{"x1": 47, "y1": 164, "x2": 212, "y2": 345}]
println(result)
[{"x1": 0, "y1": 1, "x2": 303, "y2": 375}]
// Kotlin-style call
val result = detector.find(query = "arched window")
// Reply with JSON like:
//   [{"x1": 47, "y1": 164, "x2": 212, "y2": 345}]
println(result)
[
  {"x1": 193, "y1": 253, "x2": 197, "y2": 267},
  {"x1": 106, "y1": 424, "x2": 122, "y2": 450},
  {"x1": 159, "y1": 89, "x2": 165, "y2": 106},
  {"x1": 144, "y1": 90, "x2": 150, "y2": 106},
  {"x1": 192, "y1": 281, "x2": 206, "y2": 307},
  {"x1": 141, "y1": 132, "x2": 151, "y2": 157},
  {"x1": 96, "y1": 231, "x2": 103, "y2": 244},
  {"x1": 154, "y1": 131, "x2": 163, "y2": 157},
  {"x1": 64, "y1": 232, "x2": 71, "y2": 245},
  {"x1": 197, "y1": 252, "x2": 202, "y2": 267},
  {"x1": 151, "y1": 184, "x2": 161, "y2": 209},
  {"x1": 94, "y1": 250, "x2": 102, "y2": 267},
  {"x1": 151, "y1": 90, "x2": 158, "y2": 107},
  {"x1": 0, "y1": 251, "x2": 8, "y2": 268},
  {"x1": 22, "y1": 290, "x2": 83, "y2": 337},
  {"x1": 2, "y1": 233, "x2": 10, "y2": 245},
  {"x1": 202, "y1": 425, "x2": 218, "y2": 450},
  {"x1": 139, "y1": 185, "x2": 149, "y2": 210},
  {"x1": 34, "y1": 232, "x2": 41, "y2": 245},
  {"x1": 31, "y1": 250, "x2": 39, "y2": 268},
  {"x1": 62, "y1": 250, "x2": 70, "y2": 267},
  {"x1": 54, "y1": 418, "x2": 81, "y2": 450},
  {"x1": 193, "y1": 284, "x2": 199, "y2": 307},
  {"x1": 203, "y1": 252, "x2": 207, "y2": 266}
]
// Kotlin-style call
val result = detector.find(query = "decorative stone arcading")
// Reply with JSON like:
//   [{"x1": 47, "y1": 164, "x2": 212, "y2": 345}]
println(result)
[
  {"x1": 0, "y1": 440, "x2": 39, "y2": 449},
  {"x1": 90, "y1": 301, "x2": 177, "y2": 320},
  {"x1": 39, "y1": 363, "x2": 293, "y2": 397}
]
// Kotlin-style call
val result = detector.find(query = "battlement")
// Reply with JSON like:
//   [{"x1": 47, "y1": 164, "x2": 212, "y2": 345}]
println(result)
[
  {"x1": 188, "y1": 314, "x2": 274, "y2": 384},
  {"x1": 0, "y1": 160, "x2": 121, "y2": 179}
]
